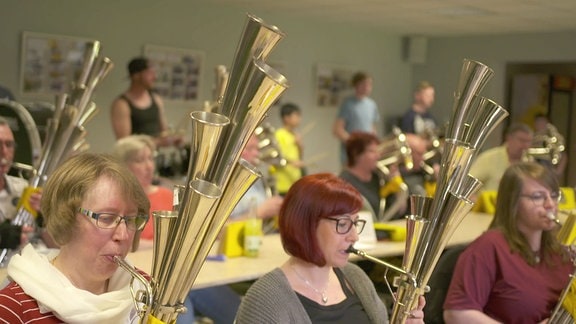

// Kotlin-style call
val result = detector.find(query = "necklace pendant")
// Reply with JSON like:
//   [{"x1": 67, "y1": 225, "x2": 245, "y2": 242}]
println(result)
[{"x1": 321, "y1": 293, "x2": 328, "y2": 304}]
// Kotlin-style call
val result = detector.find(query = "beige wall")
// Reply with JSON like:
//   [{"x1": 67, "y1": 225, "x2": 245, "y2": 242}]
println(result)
[
  {"x1": 3, "y1": 1, "x2": 576, "y2": 175},
  {"x1": 0, "y1": 0, "x2": 415, "y2": 174},
  {"x1": 412, "y1": 32, "x2": 576, "y2": 151}
]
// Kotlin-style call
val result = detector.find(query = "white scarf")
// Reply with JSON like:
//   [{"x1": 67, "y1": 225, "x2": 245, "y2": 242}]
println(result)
[{"x1": 7, "y1": 244, "x2": 144, "y2": 324}]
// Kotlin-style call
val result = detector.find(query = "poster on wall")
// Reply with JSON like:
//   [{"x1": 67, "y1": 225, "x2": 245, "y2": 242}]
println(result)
[
  {"x1": 315, "y1": 64, "x2": 355, "y2": 108},
  {"x1": 144, "y1": 44, "x2": 204, "y2": 102},
  {"x1": 20, "y1": 32, "x2": 92, "y2": 96}
]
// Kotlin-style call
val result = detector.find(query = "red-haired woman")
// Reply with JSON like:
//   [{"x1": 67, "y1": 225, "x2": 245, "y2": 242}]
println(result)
[{"x1": 235, "y1": 173, "x2": 425, "y2": 323}]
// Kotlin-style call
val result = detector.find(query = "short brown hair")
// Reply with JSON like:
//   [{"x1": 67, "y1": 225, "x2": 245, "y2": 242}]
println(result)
[
  {"x1": 505, "y1": 123, "x2": 533, "y2": 137},
  {"x1": 345, "y1": 131, "x2": 380, "y2": 167},
  {"x1": 279, "y1": 173, "x2": 363, "y2": 266},
  {"x1": 351, "y1": 72, "x2": 370, "y2": 87},
  {"x1": 42, "y1": 153, "x2": 150, "y2": 247}
]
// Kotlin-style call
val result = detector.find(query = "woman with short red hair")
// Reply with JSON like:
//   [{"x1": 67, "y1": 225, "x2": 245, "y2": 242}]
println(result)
[{"x1": 236, "y1": 173, "x2": 425, "y2": 323}]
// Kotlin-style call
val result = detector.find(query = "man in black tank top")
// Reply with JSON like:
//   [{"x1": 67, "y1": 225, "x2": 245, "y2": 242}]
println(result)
[
  {"x1": 110, "y1": 57, "x2": 182, "y2": 148},
  {"x1": 120, "y1": 90, "x2": 162, "y2": 137}
]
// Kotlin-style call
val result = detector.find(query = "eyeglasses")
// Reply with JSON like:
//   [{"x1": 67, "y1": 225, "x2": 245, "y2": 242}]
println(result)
[
  {"x1": 0, "y1": 140, "x2": 16, "y2": 149},
  {"x1": 324, "y1": 216, "x2": 366, "y2": 235},
  {"x1": 520, "y1": 190, "x2": 562, "y2": 207},
  {"x1": 78, "y1": 208, "x2": 148, "y2": 231}
]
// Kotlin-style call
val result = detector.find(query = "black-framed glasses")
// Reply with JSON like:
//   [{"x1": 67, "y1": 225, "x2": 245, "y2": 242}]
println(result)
[
  {"x1": 520, "y1": 190, "x2": 562, "y2": 207},
  {"x1": 78, "y1": 208, "x2": 148, "y2": 231},
  {"x1": 325, "y1": 216, "x2": 366, "y2": 235}
]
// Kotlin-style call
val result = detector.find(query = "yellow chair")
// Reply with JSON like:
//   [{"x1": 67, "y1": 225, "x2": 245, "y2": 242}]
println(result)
[
  {"x1": 558, "y1": 212, "x2": 576, "y2": 246},
  {"x1": 559, "y1": 187, "x2": 576, "y2": 211},
  {"x1": 472, "y1": 191, "x2": 497, "y2": 214}
]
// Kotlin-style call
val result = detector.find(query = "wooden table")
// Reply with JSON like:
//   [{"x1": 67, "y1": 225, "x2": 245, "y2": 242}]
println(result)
[
  {"x1": 128, "y1": 212, "x2": 493, "y2": 289},
  {"x1": 0, "y1": 212, "x2": 494, "y2": 288}
]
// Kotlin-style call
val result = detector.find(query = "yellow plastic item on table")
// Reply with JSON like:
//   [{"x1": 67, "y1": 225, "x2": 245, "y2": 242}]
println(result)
[
  {"x1": 374, "y1": 223, "x2": 406, "y2": 241},
  {"x1": 559, "y1": 187, "x2": 576, "y2": 211},
  {"x1": 15, "y1": 186, "x2": 41, "y2": 218},
  {"x1": 471, "y1": 190, "x2": 497, "y2": 214},
  {"x1": 220, "y1": 221, "x2": 246, "y2": 258},
  {"x1": 147, "y1": 314, "x2": 173, "y2": 324},
  {"x1": 557, "y1": 212, "x2": 576, "y2": 246},
  {"x1": 380, "y1": 175, "x2": 405, "y2": 198},
  {"x1": 424, "y1": 181, "x2": 436, "y2": 197}
]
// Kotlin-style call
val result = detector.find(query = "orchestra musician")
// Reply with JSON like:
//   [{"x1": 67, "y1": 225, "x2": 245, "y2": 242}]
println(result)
[
  {"x1": 444, "y1": 162, "x2": 573, "y2": 323},
  {"x1": 339, "y1": 131, "x2": 407, "y2": 221}
]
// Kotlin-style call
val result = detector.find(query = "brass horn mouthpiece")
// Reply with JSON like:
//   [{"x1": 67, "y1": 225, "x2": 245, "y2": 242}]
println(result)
[
  {"x1": 547, "y1": 211, "x2": 562, "y2": 226},
  {"x1": 346, "y1": 245, "x2": 408, "y2": 277},
  {"x1": 113, "y1": 256, "x2": 154, "y2": 320}
]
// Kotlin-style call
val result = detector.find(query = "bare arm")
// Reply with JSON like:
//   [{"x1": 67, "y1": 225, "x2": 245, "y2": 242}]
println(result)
[
  {"x1": 154, "y1": 94, "x2": 185, "y2": 147},
  {"x1": 153, "y1": 94, "x2": 169, "y2": 134},
  {"x1": 333, "y1": 118, "x2": 349, "y2": 142},
  {"x1": 555, "y1": 153, "x2": 568, "y2": 177},
  {"x1": 229, "y1": 196, "x2": 283, "y2": 222},
  {"x1": 444, "y1": 309, "x2": 502, "y2": 324},
  {"x1": 406, "y1": 134, "x2": 429, "y2": 171},
  {"x1": 110, "y1": 97, "x2": 132, "y2": 139}
]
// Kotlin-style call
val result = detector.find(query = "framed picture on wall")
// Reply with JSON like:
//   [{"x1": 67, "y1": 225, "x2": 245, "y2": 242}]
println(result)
[
  {"x1": 20, "y1": 32, "x2": 92, "y2": 95},
  {"x1": 144, "y1": 44, "x2": 204, "y2": 102},
  {"x1": 315, "y1": 64, "x2": 355, "y2": 108}
]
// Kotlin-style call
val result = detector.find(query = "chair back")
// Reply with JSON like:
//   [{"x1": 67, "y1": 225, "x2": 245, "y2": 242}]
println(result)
[{"x1": 423, "y1": 244, "x2": 468, "y2": 324}]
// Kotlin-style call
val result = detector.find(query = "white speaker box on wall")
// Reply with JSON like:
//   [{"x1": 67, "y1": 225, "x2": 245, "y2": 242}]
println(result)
[{"x1": 403, "y1": 36, "x2": 428, "y2": 64}]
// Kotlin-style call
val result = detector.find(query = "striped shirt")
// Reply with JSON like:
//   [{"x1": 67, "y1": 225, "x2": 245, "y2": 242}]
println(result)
[
  {"x1": 0, "y1": 281, "x2": 61, "y2": 323},
  {"x1": 0, "y1": 269, "x2": 150, "y2": 323}
]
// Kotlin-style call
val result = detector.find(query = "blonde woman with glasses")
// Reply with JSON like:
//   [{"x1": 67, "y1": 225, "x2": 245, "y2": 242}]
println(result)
[{"x1": 0, "y1": 153, "x2": 150, "y2": 323}]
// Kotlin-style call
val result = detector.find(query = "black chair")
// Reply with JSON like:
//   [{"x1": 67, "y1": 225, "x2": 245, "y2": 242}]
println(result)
[{"x1": 423, "y1": 244, "x2": 467, "y2": 324}]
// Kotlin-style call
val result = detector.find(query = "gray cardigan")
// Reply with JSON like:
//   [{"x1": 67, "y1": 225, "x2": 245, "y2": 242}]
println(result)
[{"x1": 235, "y1": 263, "x2": 388, "y2": 323}]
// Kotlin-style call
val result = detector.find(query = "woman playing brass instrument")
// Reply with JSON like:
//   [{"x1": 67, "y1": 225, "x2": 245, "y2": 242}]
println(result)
[
  {"x1": 236, "y1": 173, "x2": 425, "y2": 323},
  {"x1": 0, "y1": 153, "x2": 150, "y2": 323},
  {"x1": 444, "y1": 162, "x2": 573, "y2": 323},
  {"x1": 340, "y1": 131, "x2": 406, "y2": 221}
]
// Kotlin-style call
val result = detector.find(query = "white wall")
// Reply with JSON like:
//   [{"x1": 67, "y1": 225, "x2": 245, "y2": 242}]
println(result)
[
  {"x1": 5, "y1": 2, "x2": 575, "y2": 174},
  {"x1": 412, "y1": 31, "x2": 576, "y2": 149},
  {"x1": 0, "y1": 0, "x2": 414, "y2": 175}
]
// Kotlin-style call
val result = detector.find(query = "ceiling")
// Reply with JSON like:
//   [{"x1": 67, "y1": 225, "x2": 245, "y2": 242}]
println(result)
[{"x1": 209, "y1": 0, "x2": 576, "y2": 36}]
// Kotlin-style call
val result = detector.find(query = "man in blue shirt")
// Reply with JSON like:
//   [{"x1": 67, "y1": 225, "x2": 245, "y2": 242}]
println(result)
[{"x1": 332, "y1": 72, "x2": 380, "y2": 165}]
